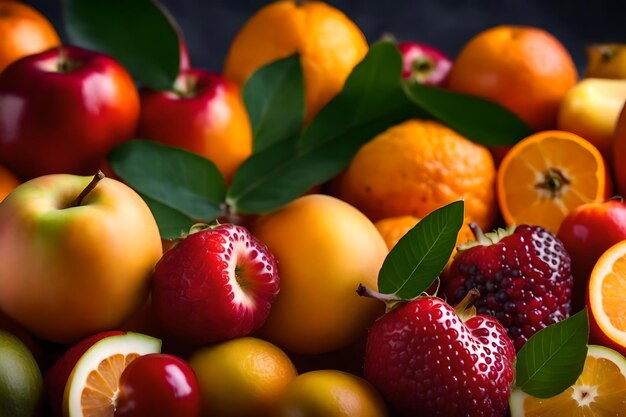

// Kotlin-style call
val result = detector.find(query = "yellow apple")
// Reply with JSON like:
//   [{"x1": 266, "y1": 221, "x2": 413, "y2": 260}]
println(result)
[
  {"x1": 0, "y1": 172, "x2": 162, "y2": 343},
  {"x1": 557, "y1": 78, "x2": 626, "y2": 158}
]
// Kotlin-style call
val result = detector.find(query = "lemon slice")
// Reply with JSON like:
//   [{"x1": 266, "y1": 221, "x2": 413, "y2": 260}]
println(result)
[
  {"x1": 62, "y1": 332, "x2": 161, "y2": 417},
  {"x1": 510, "y1": 345, "x2": 626, "y2": 416}
]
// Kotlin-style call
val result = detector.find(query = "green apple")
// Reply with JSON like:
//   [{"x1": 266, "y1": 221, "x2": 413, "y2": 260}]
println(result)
[{"x1": 0, "y1": 172, "x2": 162, "y2": 343}]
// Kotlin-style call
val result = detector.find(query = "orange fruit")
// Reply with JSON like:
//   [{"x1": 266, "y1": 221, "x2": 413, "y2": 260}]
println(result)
[
  {"x1": 374, "y1": 215, "x2": 475, "y2": 267},
  {"x1": 497, "y1": 130, "x2": 607, "y2": 233},
  {"x1": 0, "y1": 1, "x2": 60, "y2": 73},
  {"x1": 509, "y1": 345, "x2": 626, "y2": 416},
  {"x1": 62, "y1": 332, "x2": 161, "y2": 417},
  {"x1": 0, "y1": 164, "x2": 19, "y2": 202},
  {"x1": 274, "y1": 370, "x2": 389, "y2": 417},
  {"x1": 337, "y1": 119, "x2": 496, "y2": 230},
  {"x1": 189, "y1": 337, "x2": 297, "y2": 417},
  {"x1": 612, "y1": 104, "x2": 626, "y2": 195},
  {"x1": 251, "y1": 194, "x2": 387, "y2": 355},
  {"x1": 448, "y1": 25, "x2": 578, "y2": 131},
  {"x1": 588, "y1": 240, "x2": 626, "y2": 357},
  {"x1": 224, "y1": 0, "x2": 368, "y2": 122}
]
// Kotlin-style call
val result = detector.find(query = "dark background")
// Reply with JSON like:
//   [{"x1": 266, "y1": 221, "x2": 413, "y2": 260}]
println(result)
[{"x1": 24, "y1": 0, "x2": 626, "y2": 74}]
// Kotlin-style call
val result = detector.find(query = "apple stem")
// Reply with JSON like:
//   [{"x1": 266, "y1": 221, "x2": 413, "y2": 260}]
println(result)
[
  {"x1": 70, "y1": 171, "x2": 105, "y2": 208},
  {"x1": 609, "y1": 195, "x2": 624, "y2": 203},
  {"x1": 295, "y1": 0, "x2": 306, "y2": 6}
]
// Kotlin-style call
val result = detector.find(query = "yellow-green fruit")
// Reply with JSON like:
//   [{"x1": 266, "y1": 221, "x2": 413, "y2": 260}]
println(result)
[
  {"x1": 0, "y1": 329, "x2": 42, "y2": 417},
  {"x1": 189, "y1": 337, "x2": 297, "y2": 417},
  {"x1": 274, "y1": 370, "x2": 389, "y2": 417},
  {"x1": 252, "y1": 194, "x2": 388, "y2": 354}
]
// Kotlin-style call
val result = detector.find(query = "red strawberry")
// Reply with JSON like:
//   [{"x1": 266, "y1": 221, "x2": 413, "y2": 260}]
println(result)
[
  {"x1": 152, "y1": 224, "x2": 279, "y2": 345},
  {"x1": 444, "y1": 224, "x2": 573, "y2": 351},
  {"x1": 361, "y1": 288, "x2": 515, "y2": 417}
]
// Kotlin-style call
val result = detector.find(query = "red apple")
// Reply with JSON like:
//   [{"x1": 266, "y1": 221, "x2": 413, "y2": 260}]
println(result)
[
  {"x1": 557, "y1": 199, "x2": 626, "y2": 311},
  {"x1": 398, "y1": 41, "x2": 452, "y2": 86},
  {"x1": 136, "y1": 68, "x2": 252, "y2": 182},
  {"x1": 0, "y1": 46, "x2": 140, "y2": 180},
  {"x1": 152, "y1": 224, "x2": 280, "y2": 346},
  {"x1": 115, "y1": 354, "x2": 200, "y2": 417}
]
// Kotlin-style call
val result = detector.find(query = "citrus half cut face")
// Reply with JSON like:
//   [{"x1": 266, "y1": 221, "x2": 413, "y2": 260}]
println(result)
[{"x1": 510, "y1": 345, "x2": 626, "y2": 416}]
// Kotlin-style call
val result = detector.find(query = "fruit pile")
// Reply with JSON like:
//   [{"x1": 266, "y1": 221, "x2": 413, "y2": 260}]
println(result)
[{"x1": 2, "y1": 1, "x2": 626, "y2": 416}]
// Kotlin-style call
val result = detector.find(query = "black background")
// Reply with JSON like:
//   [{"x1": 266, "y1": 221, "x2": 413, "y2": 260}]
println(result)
[{"x1": 25, "y1": 0, "x2": 626, "y2": 75}]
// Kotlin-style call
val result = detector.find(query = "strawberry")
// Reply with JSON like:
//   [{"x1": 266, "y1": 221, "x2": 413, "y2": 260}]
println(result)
[
  {"x1": 444, "y1": 224, "x2": 573, "y2": 351},
  {"x1": 361, "y1": 288, "x2": 515, "y2": 417},
  {"x1": 152, "y1": 224, "x2": 279, "y2": 346}
]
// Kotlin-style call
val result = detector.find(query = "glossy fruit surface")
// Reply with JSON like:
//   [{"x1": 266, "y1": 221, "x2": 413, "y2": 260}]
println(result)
[
  {"x1": 152, "y1": 224, "x2": 279, "y2": 346},
  {"x1": 189, "y1": 337, "x2": 296, "y2": 417},
  {"x1": 448, "y1": 25, "x2": 578, "y2": 131},
  {"x1": 557, "y1": 78, "x2": 626, "y2": 158},
  {"x1": 224, "y1": 0, "x2": 367, "y2": 122},
  {"x1": 497, "y1": 130, "x2": 607, "y2": 233},
  {"x1": 557, "y1": 200, "x2": 626, "y2": 311},
  {"x1": 510, "y1": 345, "x2": 626, "y2": 416},
  {"x1": 0, "y1": 1, "x2": 60, "y2": 73},
  {"x1": 588, "y1": 240, "x2": 626, "y2": 356},
  {"x1": 445, "y1": 224, "x2": 573, "y2": 350},
  {"x1": 0, "y1": 329, "x2": 42, "y2": 417},
  {"x1": 274, "y1": 370, "x2": 388, "y2": 417},
  {"x1": 338, "y1": 119, "x2": 496, "y2": 230},
  {"x1": 0, "y1": 46, "x2": 140, "y2": 180},
  {"x1": 137, "y1": 69, "x2": 252, "y2": 182},
  {"x1": 252, "y1": 194, "x2": 387, "y2": 354},
  {"x1": 364, "y1": 294, "x2": 516, "y2": 417},
  {"x1": 0, "y1": 174, "x2": 162, "y2": 343},
  {"x1": 397, "y1": 41, "x2": 451, "y2": 85},
  {"x1": 63, "y1": 332, "x2": 161, "y2": 417},
  {"x1": 115, "y1": 354, "x2": 200, "y2": 417}
]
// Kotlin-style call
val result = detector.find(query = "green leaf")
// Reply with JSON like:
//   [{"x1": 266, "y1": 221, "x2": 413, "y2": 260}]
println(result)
[
  {"x1": 402, "y1": 82, "x2": 534, "y2": 146},
  {"x1": 515, "y1": 309, "x2": 589, "y2": 398},
  {"x1": 108, "y1": 140, "x2": 227, "y2": 238},
  {"x1": 243, "y1": 55, "x2": 305, "y2": 153},
  {"x1": 227, "y1": 41, "x2": 425, "y2": 214},
  {"x1": 377, "y1": 200, "x2": 464, "y2": 299},
  {"x1": 62, "y1": 0, "x2": 180, "y2": 90},
  {"x1": 138, "y1": 193, "x2": 195, "y2": 239}
]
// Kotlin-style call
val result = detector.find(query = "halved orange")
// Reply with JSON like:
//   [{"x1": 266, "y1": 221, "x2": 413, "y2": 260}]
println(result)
[
  {"x1": 588, "y1": 240, "x2": 626, "y2": 356},
  {"x1": 509, "y1": 345, "x2": 626, "y2": 416},
  {"x1": 63, "y1": 332, "x2": 161, "y2": 417},
  {"x1": 497, "y1": 130, "x2": 606, "y2": 233}
]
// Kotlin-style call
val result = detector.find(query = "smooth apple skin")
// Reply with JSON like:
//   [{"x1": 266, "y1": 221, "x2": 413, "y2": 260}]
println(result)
[
  {"x1": 137, "y1": 69, "x2": 252, "y2": 182},
  {"x1": 115, "y1": 354, "x2": 200, "y2": 417},
  {"x1": 0, "y1": 175, "x2": 162, "y2": 343},
  {"x1": 557, "y1": 200, "x2": 626, "y2": 311},
  {"x1": 0, "y1": 46, "x2": 140, "y2": 180}
]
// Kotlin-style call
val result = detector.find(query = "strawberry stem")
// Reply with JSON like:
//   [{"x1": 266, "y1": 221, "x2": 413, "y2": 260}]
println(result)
[
  {"x1": 357, "y1": 284, "x2": 407, "y2": 313},
  {"x1": 469, "y1": 222, "x2": 490, "y2": 245},
  {"x1": 454, "y1": 288, "x2": 480, "y2": 321},
  {"x1": 70, "y1": 171, "x2": 104, "y2": 208}
]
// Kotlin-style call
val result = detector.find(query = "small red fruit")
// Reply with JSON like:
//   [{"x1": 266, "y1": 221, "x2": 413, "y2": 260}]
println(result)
[
  {"x1": 557, "y1": 199, "x2": 626, "y2": 311},
  {"x1": 0, "y1": 46, "x2": 140, "y2": 180},
  {"x1": 362, "y1": 288, "x2": 515, "y2": 417},
  {"x1": 152, "y1": 224, "x2": 279, "y2": 346},
  {"x1": 397, "y1": 41, "x2": 452, "y2": 86},
  {"x1": 115, "y1": 353, "x2": 200, "y2": 417},
  {"x1": 136, "y1": 68, "x2": 252, "y2": 182},
  {"x1": 444, "y1": 224, "x2": 573, "y2": 350}
]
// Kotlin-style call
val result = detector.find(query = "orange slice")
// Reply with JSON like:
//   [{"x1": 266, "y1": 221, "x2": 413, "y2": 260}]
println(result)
[
  {"x1": 588, "y1": 240, "x2": 626, "y2": 353},
  {"x1": 509, "y1": 345, "x2": 626, "y2": 416},
  {"x1": 497, "y1": 130, "x2": 606, "y2": 233},
  {"x1": 63, "y1": 332, "x2": 161, "y2": 417}
]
